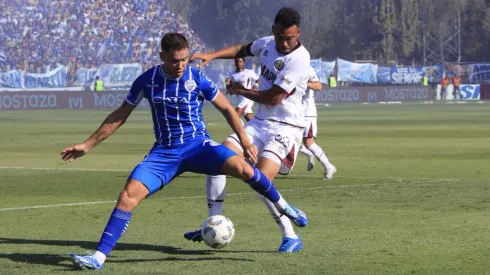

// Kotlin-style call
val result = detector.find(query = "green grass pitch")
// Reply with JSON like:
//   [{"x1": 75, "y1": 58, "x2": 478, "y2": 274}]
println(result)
[{"x1": 0, "y1": 103, "x2": 489, "y2": 274}]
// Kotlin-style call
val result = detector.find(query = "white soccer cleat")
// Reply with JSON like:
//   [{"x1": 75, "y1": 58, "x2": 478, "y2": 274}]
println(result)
[
  {"x1": 323, "y1": 165, "x2": 337, "y2": 180},
  {"x1": 306, "y1": 155, "x2": 315, "y2": 171}
]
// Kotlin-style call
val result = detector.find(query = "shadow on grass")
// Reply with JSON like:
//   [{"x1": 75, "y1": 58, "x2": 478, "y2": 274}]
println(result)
[{"x1": 0, "y1": 237, "x2": 266, "y2": 269}]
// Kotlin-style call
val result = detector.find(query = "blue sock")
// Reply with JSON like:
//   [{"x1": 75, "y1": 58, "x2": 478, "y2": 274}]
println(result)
[
  {"x1": 245, "y1": 167, "x2": 280, "y2": 202},
  {"x1": 97, "y1": 208, "x2": 132, "y2": 256}
]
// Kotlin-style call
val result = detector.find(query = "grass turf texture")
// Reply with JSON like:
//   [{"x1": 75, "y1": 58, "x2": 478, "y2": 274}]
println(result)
[{"x1": 0, "y1": 103, "x2": 489, "y2": 274}]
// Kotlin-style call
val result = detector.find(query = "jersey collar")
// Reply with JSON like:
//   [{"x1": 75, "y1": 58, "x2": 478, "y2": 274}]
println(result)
[{"x1": 159, "y1": 65, "x2": 182, "y2": 80}]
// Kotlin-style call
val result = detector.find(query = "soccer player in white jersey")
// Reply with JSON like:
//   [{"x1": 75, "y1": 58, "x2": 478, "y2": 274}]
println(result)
[
  {"x1": 298, "y1": 66, "x2": 337, "y2": 179},
  {"x1": 186, "y1": 7, "x2": 310, "y2": 253},
  {"x1": 226, "y1": 57, "x2": 260, "y2": 121}
]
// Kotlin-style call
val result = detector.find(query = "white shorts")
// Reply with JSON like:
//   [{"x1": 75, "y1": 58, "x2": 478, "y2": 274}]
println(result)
[
  {"x1": 303, "y1": 116, "x2": 317, "y2": 138},
  {"x1": 236, "y1": 95, "x2": 254, "y2": 114},
  {"x1": 225, "y1": 118, "x2": 303, "y2": 175}
]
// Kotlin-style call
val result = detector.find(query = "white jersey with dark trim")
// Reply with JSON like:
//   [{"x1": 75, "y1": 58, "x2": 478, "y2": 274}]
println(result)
[
  {"x1": 229, "y1": 69, "x2": 259, "y2": 89},
  {"x1": 249, "y1": 36, "x2": 310, "y2": 127}
]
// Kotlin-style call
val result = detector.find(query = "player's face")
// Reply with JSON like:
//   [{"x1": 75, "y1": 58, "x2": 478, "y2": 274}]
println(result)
[
  {"x1": 160, "y1": 48, "x2": 189, "y2": 78},
  {"x1": 235, "y1": 58, "x2": 244, "y2": 70},
  {"x1": 272, "y1": 24, "x2": 301, "y2": 54}
]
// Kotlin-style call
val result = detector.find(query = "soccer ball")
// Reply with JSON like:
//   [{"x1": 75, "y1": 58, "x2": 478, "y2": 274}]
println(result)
[{"x1": 200, "y1": 215, "x2": 235, "y2": 249}]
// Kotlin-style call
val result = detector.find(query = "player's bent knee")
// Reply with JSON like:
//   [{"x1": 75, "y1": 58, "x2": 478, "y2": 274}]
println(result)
[
  {"x1": 303, "y1": 138, "x2": 314, "y2": 148},
  {"x1": 116, "y1": 179, "x2": 149, "y2": 211},
  {"x1": 221, "y1": 156, "x2": 253, "y2": 181}
]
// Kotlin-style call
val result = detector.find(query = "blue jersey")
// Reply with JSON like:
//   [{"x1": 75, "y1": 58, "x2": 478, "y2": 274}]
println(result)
[{"x1": 126, "y1": 65, "x2": 219, "y2": 147}]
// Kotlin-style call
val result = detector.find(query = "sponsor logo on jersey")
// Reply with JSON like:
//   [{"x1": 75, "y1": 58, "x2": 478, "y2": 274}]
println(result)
[
  {"x1": 260, "y1": 64, "x2": 277, "y2": 82},
  {"x1": 154, "y1": 96, "x2": 190, "y2": 105},
  {"x1": 281, "y1": 76, "x2": 292, "y2": 85}
]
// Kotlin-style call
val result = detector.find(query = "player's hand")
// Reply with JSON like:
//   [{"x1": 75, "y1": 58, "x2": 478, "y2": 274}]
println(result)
[
  {"x1": 228, "y1": 82, "x2": 244, "y2": 95},
  {"x1": 60, "y1": 143, "x2": 90, "y2": 162},
  {"x1": 225, "y1": 79, "x2": 232, "y2": 94},
  {"x1": 190, "y1": 53, "x2": 213, "y2": 67},
  {"x1": 242, "y1": 143, "x2": 258, "y2": 165}
]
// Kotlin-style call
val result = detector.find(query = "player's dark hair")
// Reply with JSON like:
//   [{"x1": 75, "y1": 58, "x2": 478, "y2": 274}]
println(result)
[
  {"x1": 160, "y1": 33, "x2": 189, "y2": 52},
  {"x1": 274, "y1": 7, "x2": 301, "y2": 28}
]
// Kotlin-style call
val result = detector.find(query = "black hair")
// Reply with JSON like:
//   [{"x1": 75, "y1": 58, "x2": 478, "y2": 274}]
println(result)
[
  {"x1": 274, "y1": 7, "x2": 301, "y2": 28},
  {"x1": 160, "y1": 33, "x2": 189, "y2": 52}
]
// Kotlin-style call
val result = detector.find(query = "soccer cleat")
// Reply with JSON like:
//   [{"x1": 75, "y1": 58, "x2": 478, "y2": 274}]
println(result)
[
  {"x1": 281, "y1": 204, "x2": 308, "y2": 227},
  {"x1": 306, "y1": 154, "x2": 315, "y2": 171},
  {"x1": 184, "y1": 229, "x2": 203, "y2": 242},
  {"x1": 278, "y1": 237, "x2": 303, "y2": 253},
  {"x1": 324, "y1": 165, "x2": 337, "y2": 180},
  {"x1": 70, "y1": 253, "x2": 104, "y2": 270}
]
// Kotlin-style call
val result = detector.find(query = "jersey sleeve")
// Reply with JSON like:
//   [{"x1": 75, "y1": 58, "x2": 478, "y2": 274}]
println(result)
[
  {"x1": 249, "y1": 36, "x2": 274, "y2": 56},
  {"x1": 308, "y1": 66, "x2": 320, "y2": 82},
  {"x1": 199, "y1": 71, "x2": 219, "y2": 101},
  {"x1": 125, "y1": 73, "x2": 146, "y2": 105},
  {"x1": 273, "y1": 52, "x2": 311, "y2": 93}
]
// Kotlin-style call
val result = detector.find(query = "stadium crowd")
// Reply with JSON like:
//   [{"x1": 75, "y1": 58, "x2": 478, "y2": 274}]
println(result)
[{"x1": 0, "y1": 0, "x2": 209, "y2": 79}]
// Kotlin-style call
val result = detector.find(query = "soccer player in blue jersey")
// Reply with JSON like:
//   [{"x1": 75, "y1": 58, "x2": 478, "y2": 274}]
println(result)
[{"x1": 61, "y1": 33, "x2": 307, "y2": 270}]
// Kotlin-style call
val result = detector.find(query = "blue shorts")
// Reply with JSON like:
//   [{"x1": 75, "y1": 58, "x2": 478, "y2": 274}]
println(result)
[{"x1": 128, "y1": 137, "x2": 237, "y2": 196}]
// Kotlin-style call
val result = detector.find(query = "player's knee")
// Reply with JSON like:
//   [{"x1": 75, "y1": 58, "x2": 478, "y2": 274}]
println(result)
[
  {"x1": 304, "y1": 139, "x2": 314, "y2": 148},
  {"x1": 116, "y1": 189, "x2": 140, "y2": 211},
  {"x1": 241, "y1": 162, "x2": 256, "y2": 180},
  {"x1": 234, "y1": 160, "x2": 254, "y2": 181}
]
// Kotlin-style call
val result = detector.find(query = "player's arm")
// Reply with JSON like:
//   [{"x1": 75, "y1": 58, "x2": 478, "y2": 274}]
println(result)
[
  {"x1": 61, "y1": 102, "x2": 136, "y2": 162},
  {"x1": 252, "y1": 80, "x2": 260, "y2": 90},
  {"x1": 191, "y1": 43, "x2": 252, "y2": 67},
  {"x1": 307, "y1": 67, "x2": 322, "y2": 91},
  {"x1": 211, "y1": 92, "x2": 258, "y2": 164},
  {"x1": 307, "y1": 81, "x2": 322, "y2": 91},
  {"x1": 229, "y1": 83, "x2": 287, "y2": 106},
  {"x1": 61, "y1": 75, "x2": 145, "y2": 162},
  {"x1": 225, "y1": 77, "x2": 232, "y2": 90},
  {"x1": 191, "y1": 36, "x2": 273, "y2": 66}
]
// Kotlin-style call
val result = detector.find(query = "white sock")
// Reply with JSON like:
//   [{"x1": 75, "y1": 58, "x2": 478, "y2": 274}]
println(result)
[
  {"x1": 298, "y1": 144, "x2": 313, "y2": 157},
  {"x1": 308, "y1": 143, "x2": 333, "y2": 170},
  {"x1": 259, "y1": 194, "x2": 297, "y2": 239},
  {"x1": 94, "y1": 251, "x2": 106, "y2": 265},
  {"x1": 206, "y1": 175, "x2": 226, "y2": 216}
]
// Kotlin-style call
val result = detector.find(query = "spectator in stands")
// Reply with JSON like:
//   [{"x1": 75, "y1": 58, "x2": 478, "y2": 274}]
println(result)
[
  {"x1": 452, "y1": 75, "x2": 461, "y2": 100},
  {"x1": 328, "y1": 73, "x2": 337, "y2": 88},
  {"x1": 0, "y1": 0, "x2": 210, "y2": 74},
  {"x1": 94, "y1": 76, "x2": 104, "y2": 92},
  {"x1": 421, "y1": 73, "x2": 428, "y2": 86}
]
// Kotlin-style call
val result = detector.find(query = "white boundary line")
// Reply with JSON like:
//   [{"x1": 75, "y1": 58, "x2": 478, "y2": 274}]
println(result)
[
  {"x1": 0, "y1": 166, "x2": 460, "y2": 181},
  {"x1": 0, "y1": 179, "x2": 458, "y2": 212},
  {"x1": 0, "y1": 166, "x2": 130, "y2": 172}
]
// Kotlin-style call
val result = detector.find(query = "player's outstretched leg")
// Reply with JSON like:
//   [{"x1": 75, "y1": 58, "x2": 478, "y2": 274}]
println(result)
[
  {"x1": 221, "y1": 155, "x2": 307, "y2": 226},
  {"x1": 70, "y1": 179, "x2": 148, "y2": 270},
  {"x1": 226, "y1": 159, "x2": 308, "y2": 227},
  {"x1": 257, "y1": 194, "x2": 303, "y2": 252}
]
